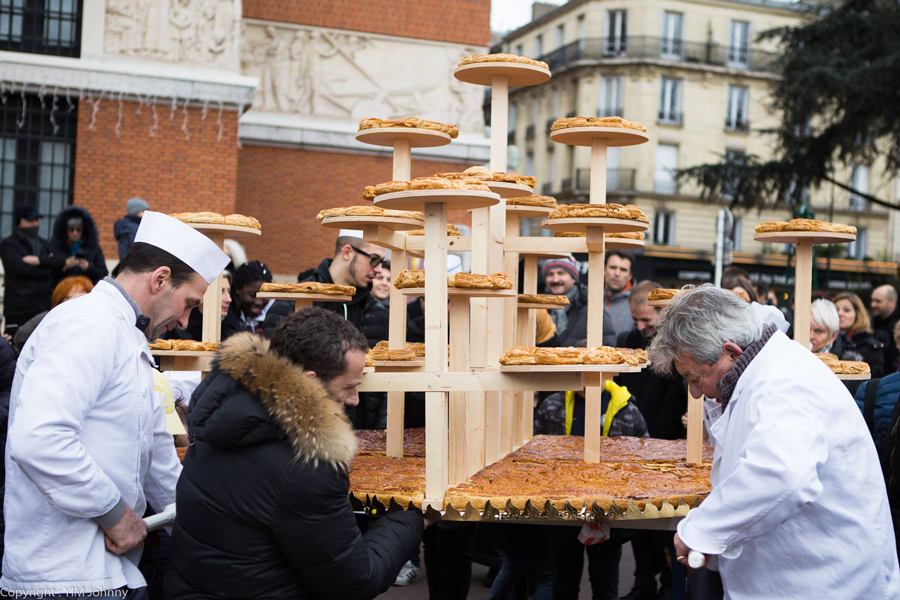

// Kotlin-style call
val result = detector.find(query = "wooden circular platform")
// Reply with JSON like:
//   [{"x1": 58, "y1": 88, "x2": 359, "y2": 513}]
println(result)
[
  {"x1": 400, "y1": 287, "x2": 517, "y2": 298},
  {"x1": 186, "y1": 223, "x2": 261, "y2": 239},
  {"x1": 355, "y1": 127, "x2": 451, "y2": 148},
  {"x1": 515, "y1": 250, "x2": 570, "y2": 259},
  {"x1": 256, "y1": 292, "x2": 353, "y2": 303},
  {"x1": 517, "y1": 302, "x2": 567, "y2": 310},
  {"x1": 647, "y1": 299, "x2": 673, "y2": 308},
  {"x1": 372, "y1": 360, "x2": 426, "y2": 369},
  {"x1": 604, "y1": 236, "x2": 646, "y2": 251},
  {"x1": 500, "y1": 364, "x2": 641, "y2": 373},
  {"x1": 549, "y1": 127, "x2": 649, "y2": 148},
  {"x1": 487, "y1": 181, "x2": 535, "y2": 199},
  {"x1": 542, "y1": 217, "x2": 650, "y2": 234},
  {"x1": 753, "y1": 231, "x2": 856, "y2": 245},
  {"x1": 319, "y1": 215, "x2": 424, "y2": 231},
  {"x1": 836, "y1": 373, "x2": 871, "y2": 381},
  {"x1": 506, "y1": 204, "x2": 555, "y2": 219},
  {"x1": 374, "y1": 189, "x2": 500, "y2": 211},
  {"x1": 453, "y1": 62, "x2": 550, "y2": 87},
  {"x1": 152, "y1": 350, "x2": 217, "y2": 357}
]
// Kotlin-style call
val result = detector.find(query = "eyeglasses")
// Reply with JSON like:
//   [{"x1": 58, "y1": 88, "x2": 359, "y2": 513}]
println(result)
[{"x1": 352, "y1": 246, "x2": 385, "y2": 268}]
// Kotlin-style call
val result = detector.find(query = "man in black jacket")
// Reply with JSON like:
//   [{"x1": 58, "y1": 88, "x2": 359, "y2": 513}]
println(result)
[
  {"x1": 264, "y1": 237, "x2": 389, "y2": 428},
  {"x1": 541, "y1": 257, "x2": 616, "y2": 347},
  {"x1": 615, "y1": 281, "x2": 687, "y2": 600},
  {"x1": 0, "y1": 206, "x2": 65, "y2": 335},
  {"x1": 872, "y1": 285, "x2": 900, "y2": 373},
  {"x1": 49, "y1": 206, "x2": 109, "y2": 285},
  {"x1": 166, "y1": 308, "x2": 424, "y2": 599}
]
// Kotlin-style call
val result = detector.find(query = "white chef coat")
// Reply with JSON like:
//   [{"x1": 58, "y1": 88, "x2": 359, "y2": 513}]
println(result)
[
  {"x1": 2, "y1": 280, "x2": 182, "y2": 594},
  {"x1": 678, "y1": 330, "x2": 900, "y2": 599}
]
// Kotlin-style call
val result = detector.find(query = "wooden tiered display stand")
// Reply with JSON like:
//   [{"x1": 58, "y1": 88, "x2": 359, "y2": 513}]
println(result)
[
  {"x1": 753, "y1": 227, "x2": 865, "y2": 381},
  {"x1": 155, "y1": 222, "x2": 261, "y2": 374},
  {"x1": 540, "y1": 125, "x2": 650, "y2": 463}
]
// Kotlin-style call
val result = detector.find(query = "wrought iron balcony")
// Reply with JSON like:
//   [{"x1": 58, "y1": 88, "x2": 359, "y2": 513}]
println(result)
[
  {"x1": 574, "y1": 168, "x2": 636, "y2": 193},
  {"x1": 658, "y1": 111, "x2": 683, "y2": 125},
  {"x1": 536, "y1": 36, "x2": 778, "y2": 74},
  {"x1": 654, "y1": 177, "x2": 679, "y2": 195},
  {"x1": 725, "y1": 119, "x2": 750, "y2": 132}
]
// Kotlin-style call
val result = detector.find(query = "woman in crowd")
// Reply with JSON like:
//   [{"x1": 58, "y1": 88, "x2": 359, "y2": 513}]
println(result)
[
  {"x1": 372, "y1": 260, "x2": 391, "y2": 305},
  {"x1": 166, "y1": 272, "x2": 233, "y2": 341},
  {"x1": 222, "y1": 260, "x2": 273, "y2": 337},
  {"x1": 810, "y1": 298, "x2": 841, "y2": 355},
  {"x1": 50, "y1": 206, "x2": 108, "y2": 285},
  {"x1": 13, "y1": 275, "x2": 93, "y2": 352},
  {"x1": 834, "y1": 291, "x2": 884, "y2": 378}
]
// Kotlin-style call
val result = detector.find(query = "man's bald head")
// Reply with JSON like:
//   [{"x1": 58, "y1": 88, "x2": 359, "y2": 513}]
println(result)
[{"x1": 872, "y1": 285, "x2": 898, "y2": 319}]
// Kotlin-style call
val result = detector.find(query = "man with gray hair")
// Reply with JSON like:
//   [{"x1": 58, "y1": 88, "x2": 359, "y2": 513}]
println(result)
[
  {"x1": 648, "y1": 284, "x2": 899, "y2": 597},
  {"x1": 872, "y1": 284, "x2": 900, "y2": 372}
]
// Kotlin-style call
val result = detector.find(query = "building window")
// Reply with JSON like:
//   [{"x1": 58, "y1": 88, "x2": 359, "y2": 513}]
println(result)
[
  {"x1": 658, "y1": 77, "x2": 682, "y2": 124},
  {"x1": 0, "y1": 93, "x2": 78, "y2": 239},
  {"x1": 547, "y1": 147, "x2": 555, "y2": 192},
  {"x1": 556, "y1": 24, "x2": 564, "y2": 49},
  {"x1": 535, "y1": 34, "x2": 543, "y2": 57},
  {"x1": 0, "y1": 0, "x2": 82, "y2": 57},
  {"x1": 654, "y1": 143, "x2": 678, "y2": 195},
  {"x1": 525, "y1": 151, "x2": 535, "y2": 176},
  {"x1": 847, "y1": 227, "x2": 867, "y2": 260},
  {"x1": 508, "y1": 103, "x2": 517, "y2": 143},
  {"x1": 599, "y1": 75, "x2": 623, "y2": 118},
  {"x1": 515, "y1": 43, "x2": 523, "y2": 56},
  {"x1": 731, "y1": 216, "x2": 743, "y2": 251},
  {"x1": 722, "y1": 149, "x2": 747, "y2": 200},
  {"x1": 849, "y1": 164, "x2": 869, "y2": 211},
  {"x1": 728, "y1": 20, "x2": 750, "y2": 69},
  {"x1": 661, "y1": 11, "x2": 683, "y2": 59},
  {"x1": 606, "y1": 10, "x2": 627, "y2": 55},
  {"x1": 654, "y1": 211, "x2": 676, "y2": 245},
  {"x1": 726, "y1": 85, "x2": 750, "y2": 131}
]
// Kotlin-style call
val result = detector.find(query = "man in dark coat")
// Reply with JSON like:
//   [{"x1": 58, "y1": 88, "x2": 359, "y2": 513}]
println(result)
[
  {"x1": 540, "y1": 257, "x2": 615, "y2": 347},
  {"x1": 166, "y1": 308, "x2": 423, "y2": 599},
  {"x1": 0, "y1": 205, "x2": 65, "y2": 335},
  {"x1": 615, "y1": 280, "x2": 687, "y2": 600},
  {"x1": 49, "y1": 206, "x2": 108, "y2": 285},
  {"x1": 113, "y1": 197, "x2": 148, "y2": 261},
  {"x1": 872, "y1": 285, "x2": 900, "y2": 373},
  {"x1": 263, "y1": 237, "x2": 389, "y2": 428}
]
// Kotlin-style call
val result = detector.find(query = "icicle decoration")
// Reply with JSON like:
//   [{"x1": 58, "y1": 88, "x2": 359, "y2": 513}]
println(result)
[
  {"x1": 0, "y1": 81, "x2": 7, "y2": 105},
  {"x1": 170, "y1": 97, "x2": 177, "y2": 121},
  {"x1": 49, "y1": 87, "x2": 59, "y2": 134},
  {"x1": 216, "y1": 100, "x2": 224, "y2": 143},
  {"x1": 38, "y1": 84, "x2": 46, "y2": 109},
  {"x1": 17, "y1": 86, "x2": 27, "y2": 129},
  {"x1": 181, "y1": 97, "x2": 190, "y2": 140},
  {"x1": 201, "y1": 99, "x2": 209, "y2": 121},
  {"x1": 115, "y1": 91, "x2": 124, "y2": 137},
  {"x1": 150, "y1": 97, "x2": 159, "y2": 137},
  {"x1": 66, "y1": 88, "x2": 75, "y2": 112},
  {"x1": 86, "y1": 91, "x2": 102, "y2": 131}
]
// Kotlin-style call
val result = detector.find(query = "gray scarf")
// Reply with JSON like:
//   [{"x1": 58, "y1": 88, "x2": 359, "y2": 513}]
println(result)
[
  {"x1": 716, "y1": 323, "x2": 778, "y2": 407},
  {"x1": 551, "y1": 284, "x2": 582, "y2": 336}
]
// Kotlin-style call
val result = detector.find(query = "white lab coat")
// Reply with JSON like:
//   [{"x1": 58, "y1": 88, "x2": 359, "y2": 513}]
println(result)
[
  {"x1": 2, "y1": 281, "x2": 181, "y2": 594},
  {"x1": 678, "y1": 330, "x2": 900, "y2": 599}
]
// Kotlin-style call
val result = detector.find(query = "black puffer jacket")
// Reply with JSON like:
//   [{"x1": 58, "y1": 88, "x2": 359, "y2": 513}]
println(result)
[
  {"x1": 166, "y1": 334, "x2": 422, "y2": 599},
  {"x1": 0, "y1": 228, "x2": 65, "y2": 330},
  {"x1": 615, "y1": 328, "x2": 687, "y2": 439},
  {"x1": 546, "y1": 282, "x2": 616, "y2": 347},
  {"x1": 262, "y1": 259, "x2": 388, "y2": 346},
  {"x1": 49, "y1": 206, "x2": 108, "y2": 285},
  {"x1": 873, "y1": 305, "x2": 900, "y2": 374}
]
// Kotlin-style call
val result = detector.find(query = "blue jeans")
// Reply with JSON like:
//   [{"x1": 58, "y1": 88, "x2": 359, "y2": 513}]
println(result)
[{"x1": 488, "y1": 525, "x2": 553, "y2": 600}]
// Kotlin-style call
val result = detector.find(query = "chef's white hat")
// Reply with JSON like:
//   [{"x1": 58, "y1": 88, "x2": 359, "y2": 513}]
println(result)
[{"x1": 134, "y1": 211, "x2": 230, "y2": 284}]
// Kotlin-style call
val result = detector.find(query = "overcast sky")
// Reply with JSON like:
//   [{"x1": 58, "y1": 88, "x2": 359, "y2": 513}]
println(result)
[{"x1": 491, "y1": 0, "x2": 566, "y2": 34}]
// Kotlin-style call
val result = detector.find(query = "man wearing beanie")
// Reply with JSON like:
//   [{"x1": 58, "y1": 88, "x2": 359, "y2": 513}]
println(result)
[
  {"x1": 114, "y1": 197, "x2": 150, "y2": 261},
  {"x1": 541, "y1": 257, "x2": 615, "y2": 347}
]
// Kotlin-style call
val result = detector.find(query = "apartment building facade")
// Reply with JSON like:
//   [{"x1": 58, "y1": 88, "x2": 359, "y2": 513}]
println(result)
[{"x1": 498, "y1": 0, "x2": 899, "y2": 292}]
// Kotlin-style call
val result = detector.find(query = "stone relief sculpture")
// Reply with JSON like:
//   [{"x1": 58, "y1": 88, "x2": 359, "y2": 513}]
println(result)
[
  {"x1": 240, "y1": 23, "x2": 485, "y2": 132},
  {"x1": 104, "y1": 0, "x2": 240, "y2": 70}
]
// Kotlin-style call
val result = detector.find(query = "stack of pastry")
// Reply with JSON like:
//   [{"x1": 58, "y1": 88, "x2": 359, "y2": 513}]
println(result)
[
  {"x1": 507, "y1": 195, "x2": 557, "y2": 208},
  {"x1": 754, "y1": 219, "x2": 856, "y2": 235},
  {"x1": 499, "y1": 346, "x2": 634, "y2": 366},
  {"x1": 816, "y1": 353, "x2": 871, "y2": 375},
  {"x1": 436, "y1": 165, "x2": 536, "y2": 188},
  {"x1": 358, "y1": 117, "x2": 459, "y2": 138},
  {"x1": 406, "y1": 224, "x2": 461, "y2": 236},
  {"x1": 518, "y1": 294, "x2": 569, "y2": 306},
  {"x1": 551, "y1": 116, "x2": 647, "y2": 133},
  {"x1": 458, "y1": 53, "x2": 549, "y2": 70},
  {"x1": 548, "y1": 203, "x2": 648, "y2": 223},
  {"x1": 149, "y1": 339, "x2": 219, "y2": 352},
  {"x1": 259, "y1": 282, "x2": 356, "y2": 296},
  {"x1": 170, "y1": 212, "x2": 261, "y2": 229},
  {"x1": 363, "y1": 177, "x2": 490, "y2": 200},
  {"x1": 394, "y1": 270, "x2": 513, "y2": 290},
  {"x1": 316, "y1": 206, "x2": 423, "y2": 221},
  {"x1": 553, "y1": 231, "x2": 646, "y2": 241}
]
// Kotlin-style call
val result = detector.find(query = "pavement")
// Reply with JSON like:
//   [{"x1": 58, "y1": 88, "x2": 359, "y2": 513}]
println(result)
[{"x1": 383, "y1": 539, "x2": 641, "y2": 599}]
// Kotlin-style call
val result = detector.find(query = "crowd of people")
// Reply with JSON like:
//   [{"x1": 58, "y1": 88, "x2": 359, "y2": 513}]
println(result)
[{"x1": 0, "y1": 200, "x2": 898, "y2": 599}]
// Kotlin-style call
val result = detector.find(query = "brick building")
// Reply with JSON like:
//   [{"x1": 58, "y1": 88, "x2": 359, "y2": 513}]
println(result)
[{"x1": 0, "y1": 0, "x2": 491, "y2": 278}]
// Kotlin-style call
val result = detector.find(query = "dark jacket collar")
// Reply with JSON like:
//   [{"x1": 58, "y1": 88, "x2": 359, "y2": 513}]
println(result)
[{"x1": 191, "y1": 333, "x2": 357, "y2": 467}]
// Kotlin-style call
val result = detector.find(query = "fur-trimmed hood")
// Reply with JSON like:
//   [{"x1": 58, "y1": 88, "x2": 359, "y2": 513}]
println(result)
[{"x1": 188, "y1": 333, "x2": 357, "y2": 467}]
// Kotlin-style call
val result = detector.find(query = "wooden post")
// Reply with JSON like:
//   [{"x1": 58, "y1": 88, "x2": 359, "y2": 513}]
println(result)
[
  {"x1": 448, "y1": 296, "x2": 470, "y2": 485},
  {"x1": 293, "y1": 298, "x2": 313, "y2": 312},
  {"x1": 686, "y1": 392, "x2": 704, "y2": 465},
  {"x1": 500, "y1": 215, "x2": 520, "y2": 455},
  {"x1": 424, "y1": 202, "x2": 449, "y2": 507},
  {"x1": 584, "y1": 372, "x2": 614, "y2": 463},
  {"x1": 590, "y1": 138, "x2": 608, "y2": 207},
  {"x1": 200, "y1": 232, "x2": 225, "y2": 342},
  {"x1": 468, "y1": 207, "x2": 489, "y2": 474},
  {"x1": 393, "y1": 138, "x2": 412, "y2": 181},
  {"x1": 386, "y1": 248, "x2": 409, "y2": 458},
  {"x1": 586, "y1": 228, "x2": 606, "y2": 348},
  {"x1": 793, "y1": 239, "x2": 814, "y2": 350}
]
